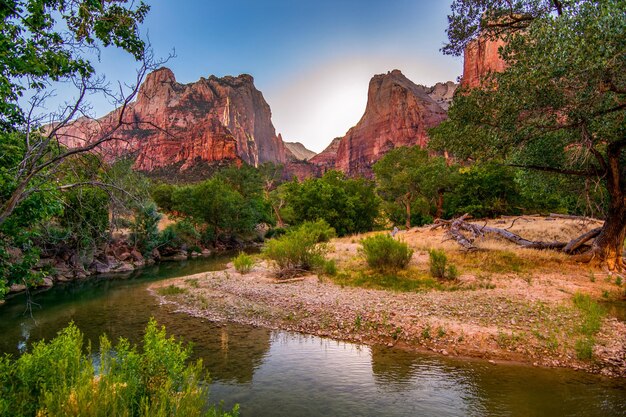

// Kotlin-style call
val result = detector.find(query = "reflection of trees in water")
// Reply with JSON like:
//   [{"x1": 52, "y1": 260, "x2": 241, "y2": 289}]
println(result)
[
  {"x1": 190, "y1": 323, "x2": 271, "y2": 384},
  {"x1": 153, "y1": 311, "x2": 271, "y2": 384},
  {"x1": 370, "y1": 345, "x2": 420, "y2": 385},
  {"x1": 371, "y1": 346, "x2": 625, "y2": 417}
]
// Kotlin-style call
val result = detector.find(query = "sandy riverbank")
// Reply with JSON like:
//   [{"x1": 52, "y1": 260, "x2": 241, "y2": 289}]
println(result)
[{"x1": 149, "y1": 217, "x2": 626, "y2": 377}]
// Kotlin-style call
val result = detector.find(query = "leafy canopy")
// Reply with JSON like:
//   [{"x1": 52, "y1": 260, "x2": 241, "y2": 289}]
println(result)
[{"x1": 0, "y1": 0, "x2": 149, "y2": 130}]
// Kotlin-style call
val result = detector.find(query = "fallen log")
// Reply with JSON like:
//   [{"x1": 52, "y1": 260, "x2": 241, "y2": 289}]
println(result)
[{"x1": 563, "y1": 227, "x2": 603, "y2": 254}]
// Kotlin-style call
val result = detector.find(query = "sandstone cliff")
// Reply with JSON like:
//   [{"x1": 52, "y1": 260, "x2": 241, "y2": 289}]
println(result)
[
  {"x1": 461, "y1": 35, "x2": 507, "y2": 88},
  {"x1": 56, "y1": 67, "x2": 286, "y2": 172},
  {"x1": 311, "y1": 70, "x2": 449, "y2": 177}
]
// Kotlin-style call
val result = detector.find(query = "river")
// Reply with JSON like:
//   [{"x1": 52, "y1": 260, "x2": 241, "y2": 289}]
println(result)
[{"x1": 0, "y1": 255, "x2": 624, "y2": 417}]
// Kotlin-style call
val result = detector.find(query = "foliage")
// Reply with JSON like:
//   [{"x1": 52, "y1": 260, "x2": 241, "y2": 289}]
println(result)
[
  {"x1": 359, "y1": 234, "x2": 413, "y2": 272},
  {"x1": 280, "y1": 171, "x2": 381, "y2": 236},
  {"x1": 0, "y1": 319, "x2": 238, "y2": 417},
  {"x1": 429, "y1": 249, "x2": 459, "y2": 280},
  {"x1": 263, "y1": 221, "x2": 333, "y2": 277},
  {"x1": 571, "y1": 293, "x2": 605, "y2": 360},
  {"x1": 131, "y1": 203, "x2": 163, "y2": 255},
  {"x1": 433, "y1": 0, "x2": 626, "y2": 265},
  {"x1": 59, "y1": 186, "x2": 110, "y2": 250},
  {"x1": 156, "y1": 285, "x2": 187, "y2": 296},
  {"x1": 445, "y1": 163, "x2": 522, "y2": 218},
  {"x1": 158, "y1": 177, "x2": 268, "y2": 243},
  {"x1": 233, "y1": 252, "x2": 254, "y2": 274},
  {"x1": 0, "y1": 0, "x2": 149, "y2": 130},
  {"x1": 157, "y1": 219, "x2": 202, "y2": 254},
  {"x1": 373, "y1": 147, "x2": 455, "y2": 228}
]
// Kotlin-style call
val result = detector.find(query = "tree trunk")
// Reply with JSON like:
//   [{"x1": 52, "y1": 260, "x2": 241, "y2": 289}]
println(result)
[
  {"x1": 589, "y1": 146, "x2": 626, "y2": 270},
  {"x1": 436, "y1": 189, "x2": 444, "y2": 219},
  {"x1": 404, "y1": 196, "x2": 411, "y2": 230},
  {"x1": 590, "y1": 203, "x2": 626, "y2": 270}
]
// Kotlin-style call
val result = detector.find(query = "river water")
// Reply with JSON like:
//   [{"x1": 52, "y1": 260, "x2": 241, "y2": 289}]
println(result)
[{"x1": 0, "y1": 256, "x2": 624, "y2": 417}]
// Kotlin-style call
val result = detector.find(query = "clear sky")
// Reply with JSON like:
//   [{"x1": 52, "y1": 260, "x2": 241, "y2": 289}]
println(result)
[{"x1": 76, "y1": 0, "x2": 463, "y2": 153}]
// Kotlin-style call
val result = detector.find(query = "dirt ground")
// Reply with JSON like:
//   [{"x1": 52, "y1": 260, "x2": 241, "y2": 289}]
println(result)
[{"x1": 150, "y1": 216, "x2": 626, "y2": 377}]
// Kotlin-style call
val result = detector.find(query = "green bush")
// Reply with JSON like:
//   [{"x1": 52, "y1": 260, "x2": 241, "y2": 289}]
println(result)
[
  {"x1": 359, "y1": 234, "x2": 413, "y2": 272},
  {"x1": 0, "y1": 319, "x2": 238, "y2": 417},
  {"x1": 293, "y1": 219, "x2": 336, "y2": 243},
  {"x1": 322, "y1": 259, "x2": 337, "y2": 276},
  {"x1": 233, "y1": 252, "x2": 254, "y2": 274},
  {"x1": 263, "y1": 221, "x2": 333, "y2": 277},
  {"x1": 264, "y1": 227, "x2": 286, "y2": 239},
  {"x1": 428, "y1": 249, "x2": 459, "y2": 280}
]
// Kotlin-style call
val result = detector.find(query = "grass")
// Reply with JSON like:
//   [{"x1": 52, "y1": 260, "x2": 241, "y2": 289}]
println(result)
[
  {"x1": 157, "y1": 285, "x2": 187, "y2": 296},
  {"x1": 332, "y1": 268, "x2": 443, "y2": 292},
  {"x1": 185, "y1": 278, "x2": 199, "y2": 288},
  {"x1": 571, "y1": 293, "x2": 606, "y2": 360},
  {"x1": 233, "y1": 252, "x2": 254, "y2": 274}
]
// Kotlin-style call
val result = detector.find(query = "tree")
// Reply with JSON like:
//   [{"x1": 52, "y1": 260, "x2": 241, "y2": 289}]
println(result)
[
  {"x1": 281, "y1": 171, "x2": 381, "y2": 236},
  {"x1": 171, "y1": 179, "x2": 260, "y2": 242},
  {"x1": 432, "y1": 0, "x2": 626, "y2": 269},
  {"x1": 0, "y1": 0, "x2": 153, "y2": 228},
  {"x1": 373, "y1": 147, "x2": 455, "y2": 229},
  {"x1": 446, "y1": 162, "x2": 522, "y2": 218}
]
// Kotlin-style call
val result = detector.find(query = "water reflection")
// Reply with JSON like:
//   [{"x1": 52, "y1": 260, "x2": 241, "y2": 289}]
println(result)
[{"x1": 1, "y1": 257, "x2": 624, "y2": 417}]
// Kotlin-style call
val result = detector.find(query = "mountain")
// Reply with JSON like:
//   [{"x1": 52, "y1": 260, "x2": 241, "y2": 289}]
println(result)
[
  {"x1": 461, "y1": 35, "x2": 507, "y2": 88},
  {"x1": 309, "y1": 70, "x2": 452, "y2": 177},
  {"x1": 284, "y1": 141, "x2": 316, "y2": 161},
  {"x1": 55, "y1": 67, "x2": 287, "y2": 172}
]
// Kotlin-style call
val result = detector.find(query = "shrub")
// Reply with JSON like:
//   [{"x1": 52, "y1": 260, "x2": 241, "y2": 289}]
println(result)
[
  {"x1": 294, "y1": 219, "x2": 336, "y2": 243},
  {"x1": 322, "y1": 259, "x2": 337, "y2": 276},
  {"x1": 0, "y1": 319, "x2": 238, "y2": 417},
  {"x1": 359, "y1": 234, "x2": 413, "y2": 272},
  {"x1": 429, "y1": 249, "x2": 458, "y2": 280},
  {"x1": 264, "y1": 227, "x2": 286, "y2": 239},
  {"x1": 233, "y1": 252, "x2": 254, "y2": 274},
  {"x1": 263, "y1": 221, "x2": 333, "y2": 277},
  {"x1": 157, "y1": 285, "x2": 187, "y2": 296}
]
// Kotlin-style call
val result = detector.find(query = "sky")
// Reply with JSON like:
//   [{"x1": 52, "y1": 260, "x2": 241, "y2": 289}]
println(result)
[{"x1": 63, "y1": 0, "x2": 463, "y2": 153}]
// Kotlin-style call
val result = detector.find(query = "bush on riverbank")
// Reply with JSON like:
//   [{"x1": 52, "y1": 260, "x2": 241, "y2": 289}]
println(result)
[
  {"x1": 263, "y1": 220, "x2": 334, "y2": 277},
  {"x1": 0, "y1": 319, "x2": 238, "y2": 417},
  {"x1": 359, "y1": 234, "x2": 413, "y2": 272},
  {"x1": 429, "y1": 249, "x2": 459, "y2": 281},
  {"x1": 233, "y1": 252, "x2": 255, "y2": 274}
]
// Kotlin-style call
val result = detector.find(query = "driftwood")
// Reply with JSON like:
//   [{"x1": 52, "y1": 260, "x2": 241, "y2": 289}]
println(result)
[
  {"x1": 447, "y1": 215, "x2": 478, "y2": 251},
  {"x1": 563, "y1": 227, "x2": 602, "y2": 254},
  {"x1": 437, "y1": 215, "x2": 602, "y2": 253}
]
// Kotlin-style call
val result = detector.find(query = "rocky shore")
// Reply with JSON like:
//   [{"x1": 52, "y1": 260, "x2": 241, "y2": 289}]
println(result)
[{"x1": 149, "y1": 219, "x2": 626, "y2": 378}]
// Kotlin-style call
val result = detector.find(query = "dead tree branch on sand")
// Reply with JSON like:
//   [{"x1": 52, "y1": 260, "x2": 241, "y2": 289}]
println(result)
[{"x1": 436, "y1": 215, "x2": 606, "y2": 257}]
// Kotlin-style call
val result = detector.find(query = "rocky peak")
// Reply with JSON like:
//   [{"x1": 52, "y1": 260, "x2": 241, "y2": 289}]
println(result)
[
  {"x1": 311, "y1": 70, "x2": 448, "y2": 177},
  {"x1": 419, "y1": 81, "x2": 458, "y2": 111},
  {"x1": 55, "y1": 67, "x2": 286, "y2": 173},
  {"x1": 284, "y1": 141, "x2": 317, "y2": 161},
  {"x1": 461, "y1": 35, "x2": 507, "y2": 88}
]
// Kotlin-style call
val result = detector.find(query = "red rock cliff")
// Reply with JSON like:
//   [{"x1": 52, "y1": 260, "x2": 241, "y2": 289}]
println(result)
[
  {"x1": 56, "y1": 67, "x2": 286, "y2": 172},
  {"x1": 461, "y1": 36, "x2": 507, "y2": 88},
  {"x1": 311, "y1": 70, "x2": 449, "y2": 177}
]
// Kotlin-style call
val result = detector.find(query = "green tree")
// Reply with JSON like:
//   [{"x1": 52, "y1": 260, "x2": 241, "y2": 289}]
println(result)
[
  {"x1": 446, "y1": 162, "x2": 522, "y2": 218},
  {"x1": 373, "y1": 147, "x2": 455, "y2": 229},
  {"x1": 432, "y1": 0, "x2": 626, "y2": 269},
  {"x1": 0, "y1": 0, "x2": 151, "y2": 227},
  {"x1": 281, "y1": 171, "x2": 381, "y2": 236},
  {"x1": 171, "y1": 178, "x2": 260, "y2": 242}
]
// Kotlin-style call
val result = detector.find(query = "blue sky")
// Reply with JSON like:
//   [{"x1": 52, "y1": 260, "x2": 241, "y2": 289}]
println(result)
[{"x1": 73, "y1": 0, "x2": 463, "y2": 152}]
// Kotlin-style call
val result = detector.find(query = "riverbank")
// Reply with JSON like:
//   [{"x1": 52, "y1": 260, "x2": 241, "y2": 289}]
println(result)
[{"x1": 149, "y1": 217, "x2": 626, "y2": 377}]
